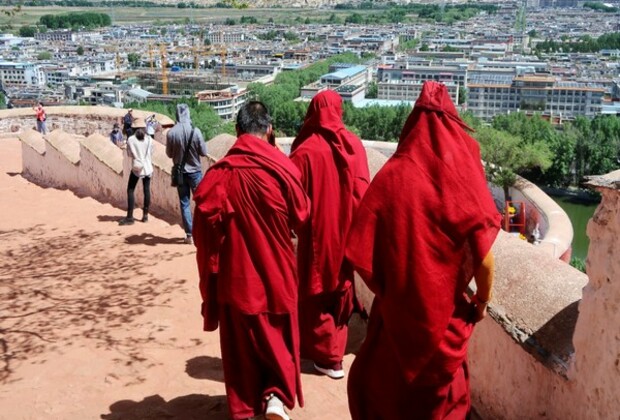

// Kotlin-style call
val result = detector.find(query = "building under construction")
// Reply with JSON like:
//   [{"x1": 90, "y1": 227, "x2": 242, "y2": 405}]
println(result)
[{"x1": 129, "y1": 70, "x2": 231, "y2": 97}]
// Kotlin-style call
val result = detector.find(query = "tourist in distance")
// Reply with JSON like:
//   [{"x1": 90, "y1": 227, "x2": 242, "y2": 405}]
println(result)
[
  {"x1": 145, "y1": 114, "x2": 158, "y2": 137},
  {"x1": 122, "y1": 108, "x2": 135, "y2": 140},
  {"x1": 165, "y1": 103, "x2": 207, "y2": 244},
  {"x1": 110, "y1": 122, "x2": 124, "y2": 147},
  {"x1": 33, "y1": 102, "x2": 47, "y2": 134},
  {"x1": 192, "y1": 102, "x2": 310, "y2": 420},
  {"x1": 119, "y1": 118, "x2": 153, "y2": 226},
  {"x1": 345, "y1": 81, "x2": 501, "y2": 420},
  {"x1": 289, "y1": 90, "x2": 370, "y2": 380}
]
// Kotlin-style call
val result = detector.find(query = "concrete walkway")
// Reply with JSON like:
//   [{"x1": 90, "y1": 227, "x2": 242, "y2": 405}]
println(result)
[{"x1": 0, "y1": 138, "x2": 358, "y2": 420}]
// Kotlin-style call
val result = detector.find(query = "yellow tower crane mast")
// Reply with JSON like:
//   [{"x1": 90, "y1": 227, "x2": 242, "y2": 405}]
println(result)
[
  {"x1": 149, "y1": 43, "x2": 155, "y2": 71},
  {"x1": 160, "y1": 44, "x2": 168, "y2": 95}
]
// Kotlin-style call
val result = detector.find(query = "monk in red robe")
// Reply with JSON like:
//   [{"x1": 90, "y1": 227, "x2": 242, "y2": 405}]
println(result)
[
  {"x1": 345, "y1": 81, "x2": 501, "y2": 420},
  {"x1": 289, "y1": 90, "x2": 370, "y2": 379},
  {"x1": 193, "y1": 102, "x2": 310, "y2": 420}
]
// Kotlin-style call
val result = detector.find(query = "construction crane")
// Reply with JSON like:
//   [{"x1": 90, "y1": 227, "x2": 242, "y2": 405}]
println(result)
[
  {"x1": 194, "y1": 45, "x2": 200, "y2": 74},
  {"x1": 221, "y1": 47, "x2": 227, "y2": 78},
  {"x1": 160, "y1": 44, "x2": 168, "y2": 95},
  {"x1": 149, "y1": 43, "x2": 155, "y2": 71},
  {"x1": 115, "y1": 50, "x2": 122, "y2": 81}
]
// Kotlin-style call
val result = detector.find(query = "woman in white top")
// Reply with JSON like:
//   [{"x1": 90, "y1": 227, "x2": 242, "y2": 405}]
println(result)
[{"x1": 119, "y1": 119, "x2": 154, "y2": 225}]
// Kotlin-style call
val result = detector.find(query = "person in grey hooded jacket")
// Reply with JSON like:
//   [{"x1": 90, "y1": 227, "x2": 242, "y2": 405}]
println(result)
[{"x1": 166, "y1": 103, "x2": 208, "y2": 244}]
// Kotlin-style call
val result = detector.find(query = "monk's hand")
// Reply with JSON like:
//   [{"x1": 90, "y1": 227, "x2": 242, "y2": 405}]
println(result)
[{"x1": 471, "y1": 294, "x2": 490, "y2": 323}]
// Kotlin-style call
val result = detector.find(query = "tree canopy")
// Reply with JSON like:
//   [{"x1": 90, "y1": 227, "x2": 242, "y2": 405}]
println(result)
[
  {"x1": 39, "y1": 12, "x2": 111, "y2": 30},
  {"x1": 18, "y1": 26, "x2": 36, "y2": 38}
]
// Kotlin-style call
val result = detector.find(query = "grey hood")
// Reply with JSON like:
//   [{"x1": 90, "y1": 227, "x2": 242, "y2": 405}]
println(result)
[
  {"x1": 176, "y1": 103, "x2": 192, "y2": 125},
  {"x1": 166, "y1": 103, "x2": 207, "y2": 173}
]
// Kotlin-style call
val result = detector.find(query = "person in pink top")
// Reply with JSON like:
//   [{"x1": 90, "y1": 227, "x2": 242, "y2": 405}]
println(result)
[{"x1": 33, "y1": 102, "x2": 47, "y2": 134}]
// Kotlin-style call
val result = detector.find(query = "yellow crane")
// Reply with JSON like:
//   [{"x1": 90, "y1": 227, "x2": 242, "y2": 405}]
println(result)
[
  {"x1": 149, "y1": 43, "x2": 155, "y2": 71},
  {"x1": 160, "y1": 44, "x2": 168, "y2": 95},
  {"x1": 221, "y1": 47, "x2": 227, "y2": 78}
]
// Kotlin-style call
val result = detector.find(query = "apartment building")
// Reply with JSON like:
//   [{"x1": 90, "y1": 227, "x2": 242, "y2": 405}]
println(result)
[
  {"x1": 467, "y1": 75, "x2": 605, "y2": 120},
  {"x1": 35, "y1": 30, "x2": 75, "y2": 42},
  {"x1": 195, "y1": 87, "x2": 248, "y2": 120},
  {"x1": 378, "y1": 63, "x2": 467, "y2": 86},
  {"x1": 377, "y1": 63, "x2": 466, "y2": 103},
  {"x1": 0, "y1": 61, "x2": 45, "y2": 87},
  {"x1": 214, "y1": 62, "x2": 281, "y2": 79},
  {"x1": 207, "y1": 31, "x2": 245, "y2": 45},
  {"x1": 320, "y1": 65, "x2": 368, "y2": 88},
  {"x1": 42, "y1": 67, "x2": 71, "y2": 86},
  {"x1": 300, "y1": 64, "x2": 368, "y2": 102},
  {"x1": 379, "y1": 79, "x2": 460, "y2": 104}
]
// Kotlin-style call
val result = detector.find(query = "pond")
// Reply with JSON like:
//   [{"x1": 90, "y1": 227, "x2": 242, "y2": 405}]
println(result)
[{"x1": 551, "y1": 195, "x2": 599, "y2": 261}]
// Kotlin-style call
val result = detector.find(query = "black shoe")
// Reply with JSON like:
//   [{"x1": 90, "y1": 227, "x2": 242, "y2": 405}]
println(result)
[
  {"x1": 141, "y1": 214, "x2": 148, "y2": 223},
  {"x1": 118, "y1": 217, "x2": 135, "y2": 226}
]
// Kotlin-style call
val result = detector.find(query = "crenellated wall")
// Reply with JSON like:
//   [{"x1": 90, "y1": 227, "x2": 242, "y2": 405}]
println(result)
[
  {"x1": 18, "y1": 125, "x2": 212, "y2": 228},
  {"x1": 0, "y1": 106, "x2": 174, "y2": 143}
]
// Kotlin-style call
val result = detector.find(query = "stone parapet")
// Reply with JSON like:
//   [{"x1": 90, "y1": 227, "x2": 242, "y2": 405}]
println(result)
[
  {"x1": 0, "y1": 106, "x2": 174, "y2": 139},
  {"x1": 510, "y1": 176, "x2": 573, "y2": 261},
  {"x1": 46, "y1": 129, "x2": 81, "y2": 165},
  {"x1": 82, "y1": 133, "x2": 123, "y2": 175}
]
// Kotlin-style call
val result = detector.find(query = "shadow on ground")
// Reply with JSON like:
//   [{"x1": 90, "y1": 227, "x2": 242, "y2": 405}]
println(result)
[
  {"x1": 101, "y1": 394, "x2": 229, "y2": 420},
  {"x1": 125, "y1": 233, "x2": 188, "y2": 246},
  {"x1": 97, "y1": 215, "x2": 123, "y2": 223},
  {"x1": 0, "y1": 226, "x2": 189, "y2": 384},
  {"x1": 185, "y1": 355, "x2": 225, "y2": 382}
]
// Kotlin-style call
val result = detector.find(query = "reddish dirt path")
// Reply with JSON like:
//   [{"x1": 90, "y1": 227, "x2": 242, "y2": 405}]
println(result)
[{"x1": 0, "y1": 138, "x2": 359, "y2": 419}]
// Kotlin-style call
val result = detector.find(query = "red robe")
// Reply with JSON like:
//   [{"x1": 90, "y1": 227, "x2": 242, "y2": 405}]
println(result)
[
  {"x1": 193, "y1": 133, "x2": 310, "y2": 419},
  {"x1": 289, "y1": 90, "x2": 370, "y2": 367},
  {"x1": 345, "y1": 82, "x2": 501, "y2": 420}
]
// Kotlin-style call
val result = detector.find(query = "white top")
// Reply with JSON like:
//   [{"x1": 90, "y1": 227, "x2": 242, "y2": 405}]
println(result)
[{"x1": 127, "y1": 134, "x2": 154, "y2": 177}]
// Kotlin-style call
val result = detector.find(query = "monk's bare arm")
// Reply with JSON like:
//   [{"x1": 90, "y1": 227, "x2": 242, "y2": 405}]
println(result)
[{"x1": 472, "y1": 251, "x2": 494, "y2": 322}]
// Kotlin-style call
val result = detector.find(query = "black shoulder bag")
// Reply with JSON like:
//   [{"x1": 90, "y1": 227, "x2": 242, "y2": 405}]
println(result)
[{"x1": 171, "y1": 127, "x2": 195, "y2": 187}]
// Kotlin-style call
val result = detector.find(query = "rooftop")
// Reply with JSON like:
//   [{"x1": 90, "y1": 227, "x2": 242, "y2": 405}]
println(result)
[{"x1": 322, "y1": 65, "x2": 366, "y2": 81}]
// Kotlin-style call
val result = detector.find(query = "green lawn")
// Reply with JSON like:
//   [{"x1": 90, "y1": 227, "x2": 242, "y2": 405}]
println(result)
[{"x1": 0, "y1": 6, "x2": 367, "y2": 27}]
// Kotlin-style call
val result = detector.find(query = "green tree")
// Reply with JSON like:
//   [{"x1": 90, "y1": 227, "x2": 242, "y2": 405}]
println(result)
[
  {"x1": 365, "y1": 81, "x2": 378, "y2": 99},
  {"x1": 457, "y1": 86, "x2": 467, "y2": 105},
  {"x1": 283, "y1": 31, "x2": 299, "y2": 42},
  {"x1": 345, "y1": 13, "x2": 364, "y2": 24},
  {"x1": 474, "y1": 125, "x2": 553, "y2": 198},
  {"x1": 327, "y1": 13, "x2": 342, "y2": 24},
  {"x1": 539, "y1": 125, "x2": 578, "y2": 187},
  {"x1": 76, "y1": 45, "x2": 84, "y2": 55},
  {"x1": 39, "y1": 12, "x2": 111, "y2": 30},
  {"x1": 19, "y1": 26, "x2": 36, "y2": 37},
  {"x1": 37, "y1": 51, "x2": 52, "y2": 60},
  {"x1": 573, "y1": 116, "x2": 620, "y2": 182},
  {"x1": 127, "y1": 52, "x2": 140, "y2": 67},
  {"x1": 398, "y1": 38, "x2": 419, "y2": 51}
]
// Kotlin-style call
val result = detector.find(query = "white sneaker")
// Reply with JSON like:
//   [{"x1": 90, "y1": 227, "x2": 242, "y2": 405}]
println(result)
[
  {"x1": 265, "y1": 394, "x2": 290, "y2": 420},
  {"x1": 313, "y1": 363, "x2": 345, "y2": 379}
]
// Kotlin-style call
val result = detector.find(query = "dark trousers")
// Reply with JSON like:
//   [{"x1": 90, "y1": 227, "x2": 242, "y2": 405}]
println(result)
[{"x1": 126, "y1": 172, "x2": 151, "y2": 219}]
